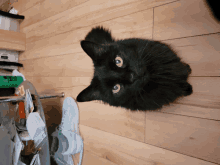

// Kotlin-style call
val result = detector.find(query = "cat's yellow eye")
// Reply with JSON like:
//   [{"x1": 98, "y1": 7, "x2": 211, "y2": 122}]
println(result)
[
  {"x1": 112, "y1": 84, "x2": 120, "y2": 94},
  {"x1": 115, "y1": 56, "x2": 123, "y2": 67}
]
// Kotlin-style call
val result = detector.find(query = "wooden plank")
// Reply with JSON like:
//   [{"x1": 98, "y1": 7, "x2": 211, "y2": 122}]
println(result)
[
  {"x1": 177, "y1": 77, "x2": 220, "y2": 109},
  {"x1": 80, "y1": 150, "x2": 117, "y2": 165},
  {"x1": 19, "y1": 0, "x2": 177, "y2": 30},
  {"x1": 21, "y1": 0, "x2": 175, "y2": 43},
  {"x1": 154, "y1": 0, "x2": 220, "y2": 40},
  {"x1": 31, "y1": 84, "x2": 84, "y2": 100},
  {"x1": 12, "y1": 0, "x2": 43, "y2": 14},
  {"x1": 100, "y1": 9, "x2": 153, "y2": 40},
  {"x1": 18, "y1": 0, "x2": 88, "y2": 29},
  {"x1": 19, "y1": 29, "x2": 89, "y2": 60},
  {"x1": 144, "y1": 112, "x2": 220, "y2": 164},
  {"x1": 28, "y1": 76, "x2": 90, "y2": 94},
  {"x1": 177, "y1": 92, "x2": 220, "y2": 110},
  {"x1": 163, "y1": 33, "x2": 220, "y2": 76},
  {"x1": 19, "y1": 53, "x2": 93, "y2": 77},
  {"x1": 83, "y1": 141, "x2": 155, "y2": 165},
  {"x1": 20, "y1": 0, "x2": 87, "y2": 29},
  {"x1": 20, "y1": 0, "x2": 139, "y2": 29},
  {"x1": 161, "y1": 104, "x2": 220, "y2": 121},
  {"x1": 19, "y1": 6, "x2": 153, "y2": 60},
  {"x1": 0, "y1": 29, "x2": 26, "y2": 51},
  {"x1": 78, "y1": 101, "x2": 146, "y2": 142},
  {"x1": 80, "y1": 125, "x2": 217, "y2": 165}
]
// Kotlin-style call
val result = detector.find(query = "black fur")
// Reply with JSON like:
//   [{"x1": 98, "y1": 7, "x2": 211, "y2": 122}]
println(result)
[
  {"x1": 205, "y1": 0, "x2": 220, "y2": 22},
  {"x1": 76, "y1": 26, "x2": 193, "y2": 111}
]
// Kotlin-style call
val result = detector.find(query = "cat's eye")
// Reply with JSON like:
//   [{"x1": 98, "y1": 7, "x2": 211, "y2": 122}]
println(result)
[
  {"x1": 112, "y1": 84, "x2": 120, "y2": 94},
  {"x1": 115, "y1": 56, "x2": 123, "y2": 67}
]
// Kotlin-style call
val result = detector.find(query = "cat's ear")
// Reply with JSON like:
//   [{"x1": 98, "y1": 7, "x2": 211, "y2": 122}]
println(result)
[
  {"x1": 76, "y1": 85, "x2": 101, "y2": 102},
  {"x1": 81, "y1": 40, "x2": 104, "y2": 60}
]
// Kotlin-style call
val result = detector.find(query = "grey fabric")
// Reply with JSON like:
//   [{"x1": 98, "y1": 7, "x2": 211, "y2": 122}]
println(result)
[{"x1": 0, "y1": 125, "x2": 13, "y2": 165}]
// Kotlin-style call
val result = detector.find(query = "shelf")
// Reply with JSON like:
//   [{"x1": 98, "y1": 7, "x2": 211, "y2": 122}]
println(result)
[
  {"x1": 0, "y1": 61, "x2": 23, "y2": 67},
  {"x1": 0, "y1": 10, "x2": 25, "y2": 20},
  {"x1": 0, "y1": 29, "x2": 26, "y2": 51}
]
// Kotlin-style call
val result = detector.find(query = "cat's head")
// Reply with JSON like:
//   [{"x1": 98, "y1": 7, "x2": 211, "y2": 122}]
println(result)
[
  {"x1": 77, "y1": 38, "x2": 150, "y2": 105},
  {"x1": 76, "y1": 26, "x2": 192, "y2": 110}
]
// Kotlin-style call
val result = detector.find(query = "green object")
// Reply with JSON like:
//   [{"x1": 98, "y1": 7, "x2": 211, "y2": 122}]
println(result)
[{"x1": 0, "y1": 76, "x2": 23, "y2": 88}]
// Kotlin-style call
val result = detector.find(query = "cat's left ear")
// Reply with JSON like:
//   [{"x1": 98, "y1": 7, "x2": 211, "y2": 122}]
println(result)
[
  {"x1": 81, "y1": 40, "x2": 104, "y2": 60},
  {"x1": 76, "y1": 85, "x2": 101, "y2": 102}
]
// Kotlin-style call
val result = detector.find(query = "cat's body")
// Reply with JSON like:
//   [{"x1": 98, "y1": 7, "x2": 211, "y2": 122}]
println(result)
[{"x1": 76, "y1": 26, "x2": 192, "y2": 111}]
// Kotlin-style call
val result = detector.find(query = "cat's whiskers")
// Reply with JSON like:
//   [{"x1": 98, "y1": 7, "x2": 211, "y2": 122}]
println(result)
[
  {"x1": 138, "y1": 91, "x2": 146, "y2": 104},
  {"x1": 139, "y1": 41, "x2": 149, "y2": 58},
  {"x1": 156, "y1": 49, "x2": 170, "y2": 56},
  {"x1": 143, "y1": 55, "x2": 151, "y2": 64},
  {"x1": 141, "y1": 88, "x2": 161, "y2": 108}
]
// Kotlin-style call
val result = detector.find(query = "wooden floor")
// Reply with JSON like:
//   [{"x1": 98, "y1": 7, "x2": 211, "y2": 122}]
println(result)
[{"x1": 13, "y1": 0, "x2": 220, "y2": 164}]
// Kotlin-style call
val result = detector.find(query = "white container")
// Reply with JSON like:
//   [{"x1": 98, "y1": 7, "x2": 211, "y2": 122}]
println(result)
[
  {"x1": 0, "y1": 49, "x2": 20, "y2": 70},
  {"x1": 0, "y1": 10, "x2": 23, "y2": 32},
  {"x1": 0, "y1": 49, "x2": 19, "y2": 62},
  {"x1": 0, "y1": 15, "x2": 20, "y2": 32}
]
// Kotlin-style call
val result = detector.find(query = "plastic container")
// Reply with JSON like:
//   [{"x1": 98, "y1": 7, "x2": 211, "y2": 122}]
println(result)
[
  {"x1": 0, "y1": 10, "x2": 24, "y2": 32},
  {"x1": 0, "y1": 49, "x2": 19, "y2": 62}
]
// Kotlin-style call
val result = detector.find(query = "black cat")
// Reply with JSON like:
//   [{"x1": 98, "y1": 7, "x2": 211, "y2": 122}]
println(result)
[{"x1": 76, "y1": 26, "x2": 193, "y2": 111}]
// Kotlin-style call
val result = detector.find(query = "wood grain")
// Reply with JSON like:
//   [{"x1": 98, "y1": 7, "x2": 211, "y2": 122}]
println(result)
[
  {"x1": 18, "y1": 0, "x2": 88, "y2": 29},
  {"x1": 12, "y1": 0, "x2": 43, "y2": 14},
  {"x1": 163, "y1": 33, "x2": 220, "y2": 76},
  {"x1": 83, "y1": 141, "x2": 155, "y2": 165},
  {"x1": 177, "y1": 77, "x2": 220, "y2": 109},
  {"x1": 80, "y1": 150, "x2": 117, "y2": 165},
  {"x1": 19, "y1": 53, "x2": 93, "y2": 77},
  {"x1": 80, "y1": 125, "x2": 217, "y2": 165},
  {"x1": 18, "y1": 28, "x2": 90, "y2": 60},
  {"x1": 144, "y1": 111, "x2": 220, "y2": 164},
  {"x1": 20, "y1": 0, "x2": 176, "y2": 43},
  {"x1": 161, "y1": 104, "x2": 220, "y2": 121},
  {"x1": 19, "y1": 7, "x2": 153, "y2": 60},
  {"x1": 30, "y1": 76, "x2": 91, "y2": 92},
  {"x1": 100, "y1": 9, "x2": 153, "y2": 40},
  {"x1": 19, "y1": 12, "x2": 153, "y2": 60},
  {"x1": 78, "y1": 101, "x2": 146, "y2": 142},
  {"x1": 19, "y1": 0, "x2": 177, "y2": 30},
  {"x1": 0, "y1": 29, "x2": 26, "y2": 51},
  {"x1": 154, "y1": 0, "x2": 220, "y2": 40}
]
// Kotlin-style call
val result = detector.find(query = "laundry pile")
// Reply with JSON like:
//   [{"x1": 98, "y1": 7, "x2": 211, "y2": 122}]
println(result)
[
  {"x1": 0, "y1": 70, "x2": 84, "y2": 165},
  {"x1": 0, "y1": 71, "x2": 51, "y2": 165}
]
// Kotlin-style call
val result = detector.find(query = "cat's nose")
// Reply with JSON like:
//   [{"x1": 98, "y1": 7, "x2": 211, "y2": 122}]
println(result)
[{"x1": 130, "y1": 73, "x2": 136, "y2": 83}]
